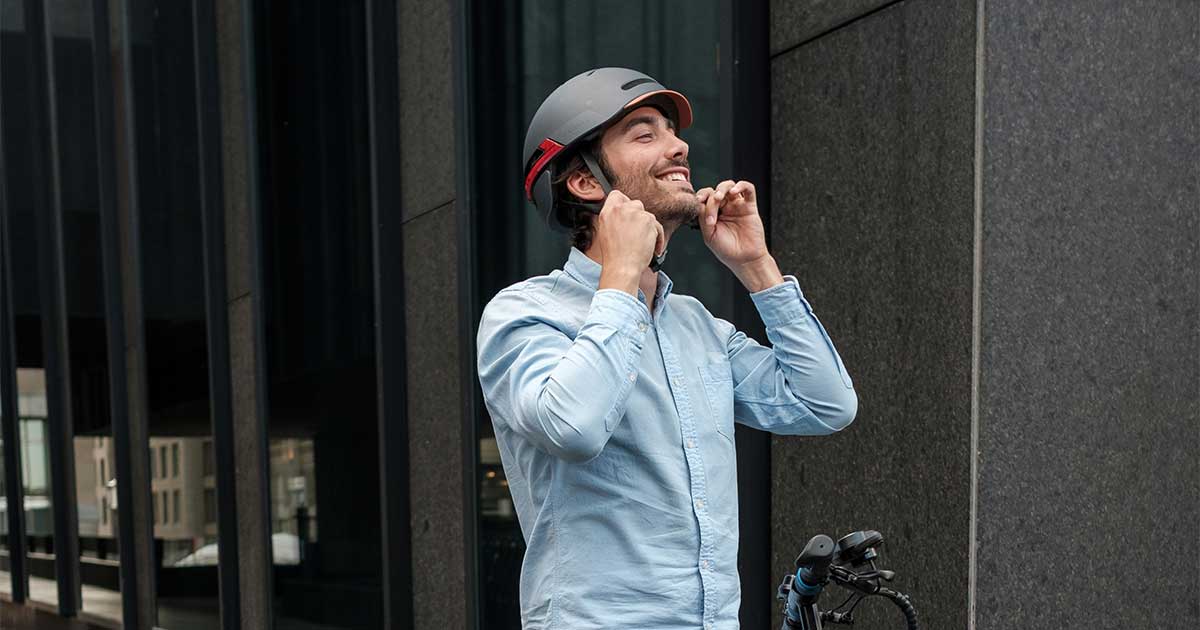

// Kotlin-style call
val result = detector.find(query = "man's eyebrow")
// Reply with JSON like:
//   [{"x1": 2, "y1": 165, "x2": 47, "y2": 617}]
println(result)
[{"x1": 621, "y1": 114, "x2": 674, "y2": 134}]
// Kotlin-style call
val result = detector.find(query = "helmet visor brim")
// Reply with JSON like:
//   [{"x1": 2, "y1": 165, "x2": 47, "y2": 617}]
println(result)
[{"x1": 623, "y1": 89, "x2": 693, "y2": 130}]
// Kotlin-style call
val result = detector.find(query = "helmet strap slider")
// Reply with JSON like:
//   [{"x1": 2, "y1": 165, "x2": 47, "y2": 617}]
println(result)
[{"x1": 579, "y1": 149, "x2": 668, "y2": 272}]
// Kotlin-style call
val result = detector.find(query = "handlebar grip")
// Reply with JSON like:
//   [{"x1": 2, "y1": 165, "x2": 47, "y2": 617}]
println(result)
[{"x1": 795, "y1": 534, "x2": 835, "y2": 589}]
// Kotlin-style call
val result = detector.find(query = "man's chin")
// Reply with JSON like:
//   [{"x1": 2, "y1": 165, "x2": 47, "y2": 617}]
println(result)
[{"x1": 656, "y1": 202, "x2": 701, "y2": 228}]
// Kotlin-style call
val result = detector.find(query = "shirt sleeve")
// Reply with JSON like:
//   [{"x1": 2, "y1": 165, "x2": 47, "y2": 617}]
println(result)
[
  {"x1": 722, "y1": 275, "x2": 857, "y2": 435},
  {"x1": 476, "y1": 286, "x2": 652, "y2": 462}
]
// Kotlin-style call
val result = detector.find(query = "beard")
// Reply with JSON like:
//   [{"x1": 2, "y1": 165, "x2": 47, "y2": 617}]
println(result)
[{"x1": 610, "y1": 167, "x2": 702, "y2": 228}]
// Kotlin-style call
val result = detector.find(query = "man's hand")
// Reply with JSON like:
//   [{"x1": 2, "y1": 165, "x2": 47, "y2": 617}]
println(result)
[
  {"x1": 595, "y1": 190, "x2": 665, "y2": 296},
  {"x1": 695, "y1": 180, "x2": 784, "y2": 292}
]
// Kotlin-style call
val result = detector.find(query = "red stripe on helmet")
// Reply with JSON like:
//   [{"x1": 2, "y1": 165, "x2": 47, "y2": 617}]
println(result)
[{"x1": 524, "y1": 138, "x2": 566, "y2": 200}]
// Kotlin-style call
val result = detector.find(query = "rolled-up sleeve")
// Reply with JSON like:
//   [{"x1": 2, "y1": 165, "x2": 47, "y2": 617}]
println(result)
[
  {"x1": 477, "y1": 286, "x2": 652, "y2": 462},
  {"x1": 723, "y1": 275, "x2": 857, "y2": 435}
]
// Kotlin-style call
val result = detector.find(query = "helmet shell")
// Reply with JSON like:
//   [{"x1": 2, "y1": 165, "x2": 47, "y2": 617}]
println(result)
[{"x1": 522, "y1": 68, "x2": 693, "y2": 231}]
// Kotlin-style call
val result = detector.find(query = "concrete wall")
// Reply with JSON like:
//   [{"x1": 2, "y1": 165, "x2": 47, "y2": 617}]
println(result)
[
  {"x1": 398, "y1": 0, "x2": 466, "y2": 628},
  {"x1": 769, "y1": 1, "x2": 1198, "y2": 627}
]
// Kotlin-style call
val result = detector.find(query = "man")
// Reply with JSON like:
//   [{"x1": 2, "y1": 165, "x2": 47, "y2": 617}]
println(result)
[{"x1": 476, "y1": 68, "x2": 857, "y2": 630}]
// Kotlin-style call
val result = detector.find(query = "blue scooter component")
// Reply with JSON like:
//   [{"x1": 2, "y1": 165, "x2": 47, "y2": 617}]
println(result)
[{"x1": 777, "y1": 530, "x2": 918, "y2": 630}]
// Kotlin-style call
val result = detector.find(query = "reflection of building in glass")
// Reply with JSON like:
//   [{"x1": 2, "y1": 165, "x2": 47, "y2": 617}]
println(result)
[
  {"x1": 87, "y1": 436, "x2": 220, "y2": 567},
  {"x1": 478, "y1": 437, "x2": 513, "y2": 520},
  {"x1": 0, "y1": 369, "x2": 54, "y2": 538},
  {"x1": 8, "y1": 367, "x2": 319, "y2": 569},
  {"x1": 269, "y1": 438, "x2": 317, "y2": 548},
  {"x1": 87, "y1": 436, "x2": 317, "y2": 567}
]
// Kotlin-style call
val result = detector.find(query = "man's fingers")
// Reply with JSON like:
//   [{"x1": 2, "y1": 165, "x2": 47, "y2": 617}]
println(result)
[
  {"x1": 697, "y1": 180, "x2": 757, "y2": 233},
  {"x1": 700, "y1": 196, "x2": 718, "y2": 239},
  {"x1": 608, "y1": 189, "x2": 630, "y2": 204},
  {"x1": 729, "y1": 181, "x2": 756, "y2": 204},
  {"x1": 705, "y1": 186, "x2": 722, "y2": 226},
  {"x1": 712, "y1": 180, "x2": 736, "y2": 203}
]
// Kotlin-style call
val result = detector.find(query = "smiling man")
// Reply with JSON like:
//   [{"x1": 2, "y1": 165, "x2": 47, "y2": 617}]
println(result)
[{"x1": 476, "y1": 68, "x2": 858, "y2": 630}]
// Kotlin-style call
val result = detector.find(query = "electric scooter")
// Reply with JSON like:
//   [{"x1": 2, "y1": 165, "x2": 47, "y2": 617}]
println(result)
[{"x1": 777, "y1": 530, "x2": 918, "y2": 629}]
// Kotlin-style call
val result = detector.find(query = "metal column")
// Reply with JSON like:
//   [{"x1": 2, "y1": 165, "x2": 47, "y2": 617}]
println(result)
[
  {"x1": 365, "y1": 0, "x2": 414, "y2": 627},
  {"x1": 93, "y1": 0, "x2": 160, "y2": 627},
  {"x1": 27, "y1": 0, "x2": 82, "y2": 615},
  {"x1": 0, "y1": 1, "x2": 29, "y2": 602}
]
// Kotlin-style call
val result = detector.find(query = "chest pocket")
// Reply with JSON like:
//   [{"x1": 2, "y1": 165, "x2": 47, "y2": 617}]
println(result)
[{"x1": 698, "y1": 357, "x2": 735, "y2": 443}]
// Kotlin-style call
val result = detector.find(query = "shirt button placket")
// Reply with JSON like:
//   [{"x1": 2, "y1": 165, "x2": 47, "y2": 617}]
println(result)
[{"x1": 660, "y1": 333, "x2": 714, "y2": 622}]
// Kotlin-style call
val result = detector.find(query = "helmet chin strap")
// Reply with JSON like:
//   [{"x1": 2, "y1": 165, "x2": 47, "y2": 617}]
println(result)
[{"x1": 578, "y1": 149, "x2": 669, "y2": 272}]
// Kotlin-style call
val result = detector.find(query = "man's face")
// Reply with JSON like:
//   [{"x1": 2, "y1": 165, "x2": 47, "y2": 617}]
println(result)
[{"x1": 594, "y1": 106, "x2": 700, "y2": 227}]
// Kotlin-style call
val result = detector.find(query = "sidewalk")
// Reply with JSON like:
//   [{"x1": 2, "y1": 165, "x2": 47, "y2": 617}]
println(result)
[
  {"x1": 1, "y1": 570, "x2": 353, "y2": 629},
  {"x1": 0, "y1": 601, "x2": 108, "y2": 629}
]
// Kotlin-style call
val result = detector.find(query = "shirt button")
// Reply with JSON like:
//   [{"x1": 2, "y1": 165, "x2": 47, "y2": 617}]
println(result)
[
  {"x1": 672, "y1": 377, "x2": 683, "y2": 388},
  {"x1": 705, "y1": 623, "x2": 713, "y2": 630},
  {"x1": 701, "y1": 559, "x2": 709, "y2": 569},
  {"x1": 638, "y1": 322, "x2": 648, "y2": 332},
  {"x1": 695, "y1": 499, "x2": 704, "y2": 510},
  {"x1": 628, "y1": 372, "x2": 637, "y2": 382},
  {"x1": 687, "y1": 439, "x2": 695, "y2": 449}
]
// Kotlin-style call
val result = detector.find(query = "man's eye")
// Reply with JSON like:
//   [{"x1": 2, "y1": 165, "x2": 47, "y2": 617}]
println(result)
[{"x1": 638, "y1": 133, "x2": 653, "y2": 141}]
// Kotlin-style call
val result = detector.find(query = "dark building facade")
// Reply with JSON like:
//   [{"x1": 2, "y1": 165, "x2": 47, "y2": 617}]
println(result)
[{"x1": 0, "y1": 1, "x2": 1195, "y2": 629}]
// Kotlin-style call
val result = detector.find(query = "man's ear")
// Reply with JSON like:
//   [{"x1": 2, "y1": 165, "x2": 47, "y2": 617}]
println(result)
[{"x1": 565, "y1": 168, "x2": 606, "y2": 202}]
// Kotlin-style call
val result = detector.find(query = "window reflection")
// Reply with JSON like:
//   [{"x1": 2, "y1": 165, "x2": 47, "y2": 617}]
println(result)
[
  {"x1": 12, "y1": 369, "x2": 55, "y2": 607},
  {"x1": 151, "y1": 438, "x2": 215, "y2": 568},
  {"x1": 269, "y1": 438, "x2": 316, "y2": 566}
]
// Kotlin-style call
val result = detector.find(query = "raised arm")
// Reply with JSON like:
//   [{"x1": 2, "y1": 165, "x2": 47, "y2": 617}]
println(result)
[
  {"x1": 476, "y1": 286, "x2": 651, "y2": 463},
  {"x1": 694, "y1": 179, "x2": 857, "y2": 435},
  {"x1": 723, "y1": 276, "x2": 857, "y2": 435}
]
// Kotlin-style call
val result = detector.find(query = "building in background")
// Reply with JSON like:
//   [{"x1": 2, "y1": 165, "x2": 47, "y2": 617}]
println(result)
[{"x1": 0, "y1": 1, "x2": 1195, "y2": 630}]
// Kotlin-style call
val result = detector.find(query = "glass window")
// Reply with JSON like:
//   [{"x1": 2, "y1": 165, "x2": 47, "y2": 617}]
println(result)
[
  {"x1": 256, "y1": 0, "x2": 383, "y2": 627},
  {"x1": 100, "y1": 5, "x2": 227, "y2": 624},
  {"x1": 203, "y1": 488, "x2": 216, "y2": 525},
  {"x1": 14, "y1": 375, "x2": 54, "y2": 606},
  {"x1": 201, "y1": 440, "x2": 213, "y2": 476},
  {"x1": 468, "y1": 2, "x2": 728, "y2": 627},
  {"x1": 0, "y1": 0, "x2": 53, "y2": 604}
]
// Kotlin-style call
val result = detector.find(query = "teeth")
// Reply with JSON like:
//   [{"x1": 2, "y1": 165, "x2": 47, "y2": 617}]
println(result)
[{"x1": 659, "y1": 172, "x2": 686, "y2": 182}]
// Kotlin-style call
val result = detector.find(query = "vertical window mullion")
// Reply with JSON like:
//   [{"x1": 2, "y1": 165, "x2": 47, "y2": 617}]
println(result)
[
  {"x1": 28, "y1": 0, "x2": 83, "y2": 615},
  {"x1": 0, "y1": 0, "x2": 30, "y2": 601},
  {"x1": 364, "y1": 0, "x2": 413, "y2": 627}
]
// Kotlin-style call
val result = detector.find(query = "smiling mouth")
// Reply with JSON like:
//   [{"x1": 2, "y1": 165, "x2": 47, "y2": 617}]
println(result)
[{"x1": 656, "y1": 171, "x2": 692, "y2": 189}]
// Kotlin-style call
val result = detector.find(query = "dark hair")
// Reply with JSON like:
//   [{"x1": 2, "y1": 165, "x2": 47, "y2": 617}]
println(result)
[{"x1": 552, "y1": 138, "x2": 613, "y2": 252}]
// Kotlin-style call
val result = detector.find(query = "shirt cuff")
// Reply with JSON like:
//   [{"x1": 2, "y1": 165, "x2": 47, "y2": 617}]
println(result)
[{"x1": 749, "y1": 275, "x2": 811, "y2": 329}]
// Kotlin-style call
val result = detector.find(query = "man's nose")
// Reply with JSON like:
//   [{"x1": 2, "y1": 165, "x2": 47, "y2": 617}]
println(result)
[{"x1": 666, "y1": 135, "x2": 688, "y2": 161}]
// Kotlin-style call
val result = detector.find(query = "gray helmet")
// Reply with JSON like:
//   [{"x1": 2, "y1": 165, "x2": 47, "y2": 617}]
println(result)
[{"x1": 522, "y1": 67, "x2": 693, "y2": 233}]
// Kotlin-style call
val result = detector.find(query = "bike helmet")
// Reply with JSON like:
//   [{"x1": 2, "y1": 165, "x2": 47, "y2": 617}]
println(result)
[{"x1": 522, "y1": 67, "x2": 694, "y2": 234}]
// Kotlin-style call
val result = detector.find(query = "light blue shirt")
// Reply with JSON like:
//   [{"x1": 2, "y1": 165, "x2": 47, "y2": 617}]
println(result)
[{"x1": 476, "y1": 247, "x2": 857, "y2": 630}]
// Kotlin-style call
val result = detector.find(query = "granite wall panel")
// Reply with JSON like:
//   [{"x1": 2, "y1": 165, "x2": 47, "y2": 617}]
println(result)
[
  {"x1": 769, "y1": 1, "x2": 978, "y2": 627},
  {"x1": 975, "y1": 1, "x2": 1199, "y2": 627}
]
